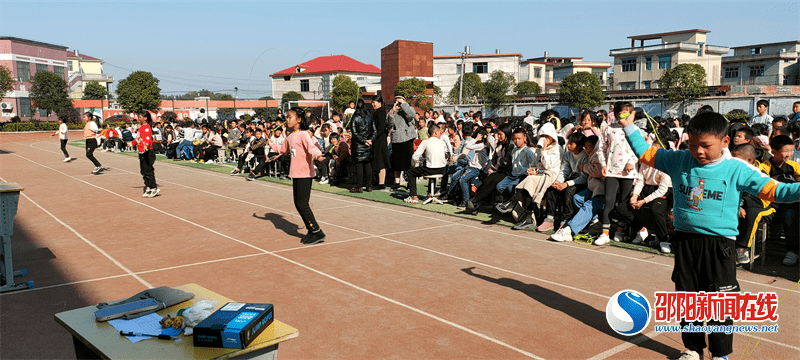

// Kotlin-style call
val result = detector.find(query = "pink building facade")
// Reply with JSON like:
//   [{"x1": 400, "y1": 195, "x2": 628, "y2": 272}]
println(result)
[{"x1": 1, "y1": 37, "x2": 69, "y2": 122}]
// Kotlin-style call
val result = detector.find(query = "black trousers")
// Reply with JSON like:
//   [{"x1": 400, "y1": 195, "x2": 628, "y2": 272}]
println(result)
[
  {"x1": 293, "y1": 178, "x2": 319, "y2": 232},
  {"x1": 672, "y1": 232, "x2": 738, "y2": 357},
  {"x1": 602, "y1": 177, "x2": 634, "y2": 226},
  {"x1": 543, "y1": 184, "x2": 584, "y2": 221},
  {"x1": 355, "y1": 161, "x2": 373, "y2": 188},
  {"x1": 60, "y1": 139, "x2": 69, "y2": 158},
  {"x1": 314, "y1": 155, "x2": 332, "y2": 178},
  {"x1": 251, "y1": 155, "x2": 267, "y2": 175},
  {"x1": 139, "y1": 150, "x2": 157, "y2": 189},
  {"x1": 405, "y1": 166, "x2": 446, "y2": 197},
  {"x1": 202, "y1": 145, "x2": 220, "y2": 161},
  {"x1": 630, "y1": 186, "x2": 673, "y2": 241},
  {"x1": 472, "y1": 172, "x2": 506, "y2": 204},
  {"x1": 85, "y1": 138, "x2": 101, "y2": 167}
]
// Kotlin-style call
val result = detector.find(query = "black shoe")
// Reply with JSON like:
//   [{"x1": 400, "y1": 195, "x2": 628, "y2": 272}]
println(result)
[
  {"x1": 511, "y1": 202, "x2": 525, "y2": 223},
  {"x1": 496, "y1": 199, "x2": 514, "y2": 213},
  {"x1": 349, "y1": 188, "x2": 363, "y2": 193},
  {"x1": 364, "y1": 187, "x2": 372, "y2": 192},
  {"x1": 466, "y1": 200, "x2": 479, "y2": 215},
  {"x1": 300, "y1": 232, "x2": 313, "y2": 243},
  {"x1": 456, "y1": 201, "x2": 467, "y2": 210},
  {"x1": 512, "y1": 214, "x2": 536, "y2": 230},
  {"x1": 373, "y1": 184, "x2": 386, "y2": 190},
  {"x1": 736, "y1": 247, "x2": 750, "y2": 265},
  {"x1": 247, "y1": 174, "x2": 256, "y2": 181},
  {"x1": 389, "y1": 183, "x2": 401, "y2": 190},
  {"x1": 303, "y1": 230, "x2": 326, "y2": 245}
]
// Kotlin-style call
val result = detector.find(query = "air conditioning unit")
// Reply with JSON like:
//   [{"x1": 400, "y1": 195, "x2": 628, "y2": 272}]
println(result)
[{"x1": 0, "y1": 102, "x2": 13, "y2": 110}]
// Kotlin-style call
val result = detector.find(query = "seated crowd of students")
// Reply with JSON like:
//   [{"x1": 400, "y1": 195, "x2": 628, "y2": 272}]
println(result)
[{"x1": 104, "y1": 99, "x2": 800, "y2": 268}]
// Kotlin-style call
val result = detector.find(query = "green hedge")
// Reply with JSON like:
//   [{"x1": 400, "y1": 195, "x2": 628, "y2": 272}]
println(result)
[{"x1": 0, "y1": 121, "x2": 79, "y2": 132}]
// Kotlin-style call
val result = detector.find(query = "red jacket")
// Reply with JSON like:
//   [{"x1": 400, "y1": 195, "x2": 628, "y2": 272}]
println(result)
[{"x1": 136, "y1": 124, "x2": 153, "y2": 152}]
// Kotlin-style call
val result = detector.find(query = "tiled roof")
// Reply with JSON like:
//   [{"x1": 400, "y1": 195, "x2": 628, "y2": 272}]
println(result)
[
  {"x1": 270, "y1": 55, "x2": 380, "y2": 77},
  {"x1": 66, "y1": 50, "x2": 101, "y2": 61}
]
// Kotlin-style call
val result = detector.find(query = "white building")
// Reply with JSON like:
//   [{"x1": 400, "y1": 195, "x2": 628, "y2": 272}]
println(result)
[
  {"x1": 433, "y1": 52, "x2": 522, "y2": 99},
  {"x1": 270, "y1": 55, "x2": 381, "y2": 102},
  {"x1": 521, "y1": 54, "x2": 611, "y2": 94},
  {"x1": 722, "y1": 40, "x2": 800, "y2": 86}
]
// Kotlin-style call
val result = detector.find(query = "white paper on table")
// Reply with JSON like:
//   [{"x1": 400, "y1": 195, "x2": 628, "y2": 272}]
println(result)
[{"x1": 108, "y1": 313, "x2": 164, "y2": 343}]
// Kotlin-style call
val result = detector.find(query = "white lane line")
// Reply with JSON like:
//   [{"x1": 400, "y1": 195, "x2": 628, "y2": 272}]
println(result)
[
  {"x1": 586, "y1": 330, "x2": 660, "y2": 360},
  {"x1": 0, "y1": 225, "x2": 451, "y2": 297},
  {"x1": 0, "y1": 175, "x2": 152, "y2": 288},
  {"x1": 15, "y1": 140, "x2": 799, "y2": 294},
  {"x1": 9, "y1": 153, "x2": 543, "y2": 360}
]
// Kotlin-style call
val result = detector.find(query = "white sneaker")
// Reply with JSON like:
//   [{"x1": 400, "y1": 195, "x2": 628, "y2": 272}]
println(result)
[
  {"x1": 147, "y1": 188, "x2": 161, "y2": 198},
  {"x1": 92, "y1": 166, "x2": 102, "y2": 174},
  {"x1": 660, "y1": 242, "x2": 672, "y2": 254},
  {"x1": 632, "y1": 229, "x2": 649, "y2": 244},
  {"x1": 63, "y1": 157, "x2": 71, "y2": 162},
  {"x1": 595, "y1": 233, "x2": 611, "y2": 245},
  {"x1": 613, "y1": 231, "x2": 625, "y2": 242},
  {"x1": 319, "y1": 177, "x2": 329, "y2": 185},
  {"x1": 205, "y1": 160, "x2": 215, "y2": 164},
  {"x1": 782, "y1": 251, "x2": 798, "y2": 266},
  {"x1": 550, "y1": 226, "x2": 573, "y2": 242},
  {"x1": 675, "y1": 350, "x2": 700, "y2": 360},
  {"x1": 142, "y1": 188, "x2": 152, "y2": 198}
]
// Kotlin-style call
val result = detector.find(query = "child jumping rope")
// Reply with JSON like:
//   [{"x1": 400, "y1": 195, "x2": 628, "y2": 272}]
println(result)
[
  {"x1": 267, "y1": 107, "x2": 327, "y2": 245},
  {"x1": 52, "y1": 114, "x2": 71, "y2": 162}
]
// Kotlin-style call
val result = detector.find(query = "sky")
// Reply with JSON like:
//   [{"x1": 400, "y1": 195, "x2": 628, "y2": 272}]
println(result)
[{"x1": 2, "y1": 0, "x2": 798, "y2": 99}]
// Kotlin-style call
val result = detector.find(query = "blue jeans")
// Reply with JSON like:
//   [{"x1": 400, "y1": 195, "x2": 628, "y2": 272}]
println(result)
[
  {"x1": 496, "y1": 175, "x2": 522, "y2": 195},
  {"x1": 459, "y1": 167, "x2": 481, "y2": 201},
  {"x1": 177, "y1": 140, "x2": 194, "y2": 159},
  {"x1": 446, "y1": 164, "x2": 467, "y2": 194},
  {"x1": 777, "y1": 205, "x2": 799, "y2": 252},
  {"x1": 567, "y1": 189, "x2": 605, "y2": 234}
]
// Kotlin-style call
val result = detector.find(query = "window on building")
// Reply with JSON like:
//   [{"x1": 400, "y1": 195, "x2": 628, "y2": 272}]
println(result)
[
  {"x1": 659, "y1": 55, "x2": 672, "y2": 69},
  {"x1": 455, "y1": 64, "x2": 462, "y2": 74},
  {"x1": 39, "y1": 107, "x2": 48, "y2": 117},
  {"x1": 53, "y1": 66, "x2": 65, "y2": 78},
  {"x1": 283, "y1": 76, "x2": 291, "y2": 81},
  {"x1": 784, "y1": 75, "x2": 790, "y2": 85},
  {"x1": 16, "y1": 61, "x2": 30, "y2": 82},
  {"x1": 724, "y1": 67, "x2": 739, "y2": 78},
  {"x1": 68, "y1": 61, "x2": 73, "y2": 72},
  {"x1": 645, "y1": 56, "x2": 652, "y2": 70},
  {"x1": 19, "y1": 98, "x2": 31, "y2": 116},
  {"x1": 36, "y1": 63, "x2": 48, "y2": 74},
  {"x1": 749, "y1": 65, "x2": 764, "y2": 77},
  {"x1": 750, "y1": 47, "x2": 761, "y2": 55},
  {"x1": 534, "y1": 68, "x2": 542, "y2": 78},
  {"x1": 621, "y1": 58, "x2": 636, "y2": 72},
  {"x1": 643, "y1": 81, "x2": 651, "y2": 89},
  {"x1": 620, "y1": 82, "x2": 636, "y2": 90},
  {"x1": 300, "y1": 79, "x2": 309, "y2": 92},
  {"x1": 473, "y1": 62, "x2": 488, "y2": 73}
]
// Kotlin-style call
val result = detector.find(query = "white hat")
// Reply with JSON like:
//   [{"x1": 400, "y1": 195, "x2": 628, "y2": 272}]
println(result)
[{"x1": 537, "y1": 122, "x2": 558, "y2": 143}]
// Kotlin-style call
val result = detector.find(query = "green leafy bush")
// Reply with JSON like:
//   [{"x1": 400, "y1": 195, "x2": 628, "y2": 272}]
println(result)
[
  {"x1": 37, "y1": 122, "x2": 59, "y2": 131},
  {"x1": 1, "y1": 122, "x2": 38, "y2": 131},
  {"x1": 725, "y1": 109, "x2": 750, "y2": 123}
]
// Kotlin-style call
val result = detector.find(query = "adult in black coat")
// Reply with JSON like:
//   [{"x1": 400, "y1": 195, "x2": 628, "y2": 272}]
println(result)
[
  {"x1": 350, "y1": 99, "x2": 376, "y2": 193},
  {"x1": 370, "y1": 95, "x2": 390, "y2": 189}
]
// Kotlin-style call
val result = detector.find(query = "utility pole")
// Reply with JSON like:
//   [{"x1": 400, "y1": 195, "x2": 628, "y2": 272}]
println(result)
[
  {"x1": 458, "y1": 46, "x2": 469, "y2": 107},
  {"x1": 234, "y1": 87, "x2": 238, "y2": 120}
]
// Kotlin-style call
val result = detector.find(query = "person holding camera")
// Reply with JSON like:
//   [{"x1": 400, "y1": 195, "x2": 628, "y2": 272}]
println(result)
[{"x1": 389, "y1": 93, "x2": 417, "y2": 189}]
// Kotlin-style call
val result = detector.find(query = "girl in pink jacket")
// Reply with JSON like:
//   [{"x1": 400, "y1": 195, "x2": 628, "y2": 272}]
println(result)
[{"x1": 268, "y1": 107, "x2": 327, "y2": 245}]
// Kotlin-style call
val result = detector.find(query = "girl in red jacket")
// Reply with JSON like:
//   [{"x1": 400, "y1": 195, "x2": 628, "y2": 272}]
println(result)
[{"x1": 136, "y1": 111, "x2": 159, "y2": 198}]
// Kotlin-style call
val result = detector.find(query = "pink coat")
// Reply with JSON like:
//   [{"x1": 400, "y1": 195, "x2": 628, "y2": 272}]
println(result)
[{"x1": 269, "y1": 130, "x2": 323, "y2": 179}]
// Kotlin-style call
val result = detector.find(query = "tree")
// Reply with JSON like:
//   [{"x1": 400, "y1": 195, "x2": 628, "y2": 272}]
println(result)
[
  {"x1": 253, "y1": 96, "x2": 276, "y2": 119},
  {"x1": 446, "y1": 72, "x2": 482, "y2": 104},
  {"x1": 57, "y1": 107, "x2": 82, "y2": 123},
  {"x1": 0, "y1": 65, "x2": 15, "y2": 95},
  {"x1": 330, "y1": 74, "x2": 361, "y2": 112},
  {"x1": 482, "y1": 70, "x2": 515, "y2": 109},
  {"x1": 432, "y1": 85, "x2": 444, "y2": 105},
  {"x1": 82, "y1": 81, "x2": 108, "y2": 100},
  {"x1": 514, "y1": 81, "x2": 541, "y2": 96},
  {"x1": 281, "y1": 91, "x2": 304, "y2": 108},
  {"x1": 29, "y1": 70, "x2": 72, "y2": 117},
  {"x1": 557, "y1": 72, "x2": 604, "y2": 109},
  {"x1": 394, "y1": 77, "x2": 432, "y2": 111},
  {"x1": 659, "y1": 64, "x2": 707, "y2": 112},
  {"x1": 116, "y1": 71, "x2": 161, "y2": 113}
]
